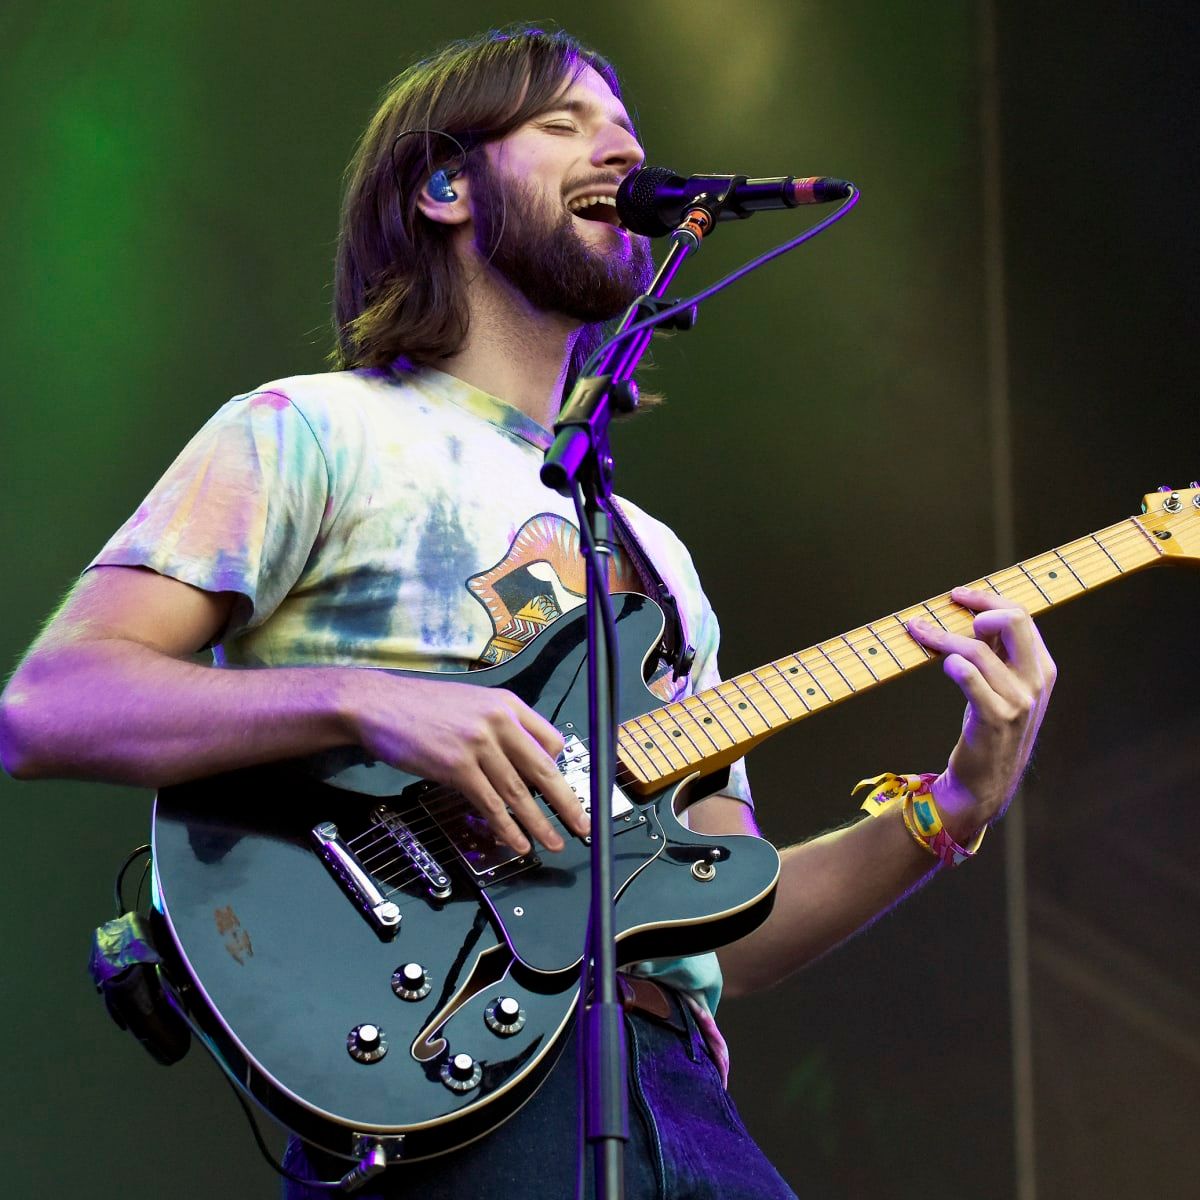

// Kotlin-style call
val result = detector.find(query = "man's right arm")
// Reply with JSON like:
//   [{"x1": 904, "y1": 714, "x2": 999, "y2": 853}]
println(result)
[{"x1": 0, "y1": 565, "x2": 586, "y2": 854}]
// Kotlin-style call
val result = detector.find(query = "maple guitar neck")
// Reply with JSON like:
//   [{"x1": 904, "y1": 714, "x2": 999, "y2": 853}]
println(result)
[{"x1": 616, "y1": 486, "x2": 1200, "y2": 794}]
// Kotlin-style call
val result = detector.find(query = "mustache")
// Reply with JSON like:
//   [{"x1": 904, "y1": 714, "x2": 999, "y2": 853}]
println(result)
[{"x1": 562, "y1": 172, "x2": 626, "y2": 198}]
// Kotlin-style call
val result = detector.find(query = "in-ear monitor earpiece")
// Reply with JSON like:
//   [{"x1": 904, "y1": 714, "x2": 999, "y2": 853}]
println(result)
[{"x1": 427, "y1": 168, "x2": 459, "y2": 203}]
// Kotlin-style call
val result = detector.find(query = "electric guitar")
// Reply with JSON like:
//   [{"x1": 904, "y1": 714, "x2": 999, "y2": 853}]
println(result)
[{"x1": 150, "y1": 484, "x2": 1199, "y2": 1163}]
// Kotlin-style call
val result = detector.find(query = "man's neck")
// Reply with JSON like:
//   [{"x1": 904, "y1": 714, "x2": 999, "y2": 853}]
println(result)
[{"x1": 436, "y1": 260, "x2": 579, "y2": 431}]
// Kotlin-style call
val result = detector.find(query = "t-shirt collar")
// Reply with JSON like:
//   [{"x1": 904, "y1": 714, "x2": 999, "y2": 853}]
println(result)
[{"x1": 411, "y1": 366, "x2": 554, "y2": 451}]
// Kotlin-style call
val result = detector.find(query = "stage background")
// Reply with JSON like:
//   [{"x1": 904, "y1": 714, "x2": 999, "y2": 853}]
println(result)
[{"x1": 2, "y1": 3, "x2": 1197, "y2": 1197}]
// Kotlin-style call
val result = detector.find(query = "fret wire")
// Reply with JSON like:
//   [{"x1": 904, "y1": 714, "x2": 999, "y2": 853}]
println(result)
[
  {"x1": 919, "y1": 600, "x2": 947, "y2": 631},
  {"x1": 675, "y1": 695, "x2": 724, "y2": 752},
  {"x1": 615, "y1": 732, "x2": 657, "y2": 779},
  {"x1": 893, "y1": 613, "x2": 932, "y2": 659},
  {"x1": 840, "y1": 633, "x2": 878, "y2": 682},
  {"x1": 728, "y1": 675, "x2": 775, "y2": 726},
  {"x1": 867, "y1": 623, "x2": 907, "y2": 671},
  {"x1": 641, "y1": 706, "x2": 696, "y2": 768},
  {"x1": 656, "y1": 699, "x2": 708, "y2": 760},
  {"x1": 812, "y1": 642, "x2": 855, "y2": 693},
  {"x1": 766, "y1": 659, "x2": 813, "y2": 711},
  {"x1": 691, "y1": 693, "x2": 739, "y2": 746},
  {"x1": 1129, "y1": 515, "x2": 1167, "y2": 554},
  {"x1": 1052, "y1": 546, "x2": 1088, "y2": 589},
  {"x1": 1090, "y1": 532, "x2": 1123, "y2": 573},
  {"x1": 747, "y1": 667, "x2": 792, "y2": 722},
  {"x1": 794, "y1": 654, "x2": 834, "y2": 702},
  {"x1": 1015, "y1": 562, "x2": 1051, "y2": 605},
  {"x1": 622, "y1": 715, "x2": 680, "y2": 771},
  {"x1": 710, "y1": 686, "x2": 758, "y2": 739}
]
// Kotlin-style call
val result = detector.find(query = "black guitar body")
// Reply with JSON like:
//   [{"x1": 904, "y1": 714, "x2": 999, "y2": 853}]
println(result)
[{"x1": 152, "y1": 594, "x2": 780, "y2": 1162}]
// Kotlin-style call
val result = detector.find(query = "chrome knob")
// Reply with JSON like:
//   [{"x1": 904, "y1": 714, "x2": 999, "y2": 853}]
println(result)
[
  {"x1": 392, "y1": 962, "x2": 432, "y2": 1001},
  {"x1": 485, "y1": 995, "x2": 526, "y2": 1036},
  {"x1": 347, "y1": 1022, "x2": 388, "y2": 1063},
  {"x1": 440, "y1": 1050, "x2": 483, "y2": 1092}
]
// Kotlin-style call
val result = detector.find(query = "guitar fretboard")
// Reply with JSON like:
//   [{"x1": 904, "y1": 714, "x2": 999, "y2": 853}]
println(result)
[{"x1": 615, "y1": 513, "x2": 1166, "y2": 792}]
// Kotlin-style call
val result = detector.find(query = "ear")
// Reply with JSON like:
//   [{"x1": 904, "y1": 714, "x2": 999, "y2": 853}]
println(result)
[{"x1": 414, "y1": 169, "x2": 472, "y2": 227}]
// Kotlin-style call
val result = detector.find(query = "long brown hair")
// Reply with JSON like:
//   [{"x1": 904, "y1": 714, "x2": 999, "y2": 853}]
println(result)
[{"x1": 330, "y1": 27, "x2": 624, "y2": 389}]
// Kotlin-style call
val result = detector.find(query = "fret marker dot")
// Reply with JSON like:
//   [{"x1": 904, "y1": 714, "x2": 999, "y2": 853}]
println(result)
[
  {"x1": 671, "y1": 730, "x2": 681, "y2": 737},
  {"x1": 702, "y1": 717, "x2": 712, "y2": 724},
  {"x1": 788, "y1": 667, "x2": 798, "y2": 674},
  {"x1": 738, "y1": 702, "x2": 747, "y2": 710},
  {"x1": 868, "y1": 647, "x2": 877, "y2": 655},
  {"x1": 643, "y1": 742, "x2": 653, "y2": 750},
  {"x1": 1048, "y1": 571, "x2": 1058, "y2": 579},
  {"x1": 806, "y1": 688, "x2": 816, "y2": 696}
]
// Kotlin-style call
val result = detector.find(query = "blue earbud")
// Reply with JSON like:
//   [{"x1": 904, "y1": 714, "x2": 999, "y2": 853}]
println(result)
[{"x1": 427, "y1": 168, "x2": 458, "y2": 203}]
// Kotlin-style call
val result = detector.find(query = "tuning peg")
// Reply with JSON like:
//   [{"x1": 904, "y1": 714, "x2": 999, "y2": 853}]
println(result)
[
  {"x1": 1189, "y1": 481, "x2": 1199, "y2": 489},
  {"x1": 1158, "y1": 485, "x2": 1175, "y2": 492}
]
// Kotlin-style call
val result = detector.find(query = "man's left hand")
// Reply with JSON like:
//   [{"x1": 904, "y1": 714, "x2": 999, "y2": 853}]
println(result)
[{"x1": 907, "y1": 586, "x2": 1057, "y2": 844}]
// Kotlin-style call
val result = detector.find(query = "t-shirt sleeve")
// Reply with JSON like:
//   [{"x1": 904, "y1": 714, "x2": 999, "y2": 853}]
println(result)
[{"x1": 88, "y1": 390, "x2": 329, "y2": 642}]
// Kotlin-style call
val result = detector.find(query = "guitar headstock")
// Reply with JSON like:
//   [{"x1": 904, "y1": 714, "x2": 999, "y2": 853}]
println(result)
[{"x1": 1140, "y1": 484, "x2": 1200, "y2": 561}]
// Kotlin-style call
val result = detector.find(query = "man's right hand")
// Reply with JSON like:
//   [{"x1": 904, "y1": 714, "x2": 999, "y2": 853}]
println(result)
[{"x1": 346, "y1": 674, "x2": 590, "y2": 855}]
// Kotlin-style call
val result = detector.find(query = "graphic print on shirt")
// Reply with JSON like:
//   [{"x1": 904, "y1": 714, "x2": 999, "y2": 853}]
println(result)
[{"x1": 466, "y1": 512, "x2": 678, "y2": 700}]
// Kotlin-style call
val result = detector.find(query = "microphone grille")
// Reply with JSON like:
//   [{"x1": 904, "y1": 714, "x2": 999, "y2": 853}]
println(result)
[{"x1": 616, "y1": 165, "x2": 681, "y2": 238}]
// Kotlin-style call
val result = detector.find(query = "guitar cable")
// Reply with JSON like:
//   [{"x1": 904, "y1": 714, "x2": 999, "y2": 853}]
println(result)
[
  {"x1": 99, "y1": 847, "x2": 356, "y2": 1190},
  {"x1": 576, "y1": 184, "x2": 859, "y2": 382}
]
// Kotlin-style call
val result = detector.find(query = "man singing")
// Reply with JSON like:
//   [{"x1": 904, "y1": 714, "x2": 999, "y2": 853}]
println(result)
[{"x1": 0, "y1": 26, "x2": 1055, "y2": 1199}]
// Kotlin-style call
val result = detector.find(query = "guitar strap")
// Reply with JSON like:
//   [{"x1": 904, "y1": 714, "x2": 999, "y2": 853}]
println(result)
[{"x1": 608, "y1": 497, "x2": 696, "y2": 682}]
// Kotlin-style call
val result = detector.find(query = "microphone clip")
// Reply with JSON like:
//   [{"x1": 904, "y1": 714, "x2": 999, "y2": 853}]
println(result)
[{"x1": 630, "y1": 294, "x2": 699, "y2": 332}]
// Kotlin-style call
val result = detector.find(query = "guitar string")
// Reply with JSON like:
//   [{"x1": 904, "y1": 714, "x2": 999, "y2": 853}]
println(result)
[
  {"x1": 343, "y1": 523, "x2": 1164, "y2": 877},
  {"x1": 344, "y1": 520, "x2": 1155, "y2": 864},
  {"x1": 332, "y1": 523, "x2": 1172, "y2": 890},
  {"x1": 345, "y1": 519, "x2": 1161, "y2": 816}
]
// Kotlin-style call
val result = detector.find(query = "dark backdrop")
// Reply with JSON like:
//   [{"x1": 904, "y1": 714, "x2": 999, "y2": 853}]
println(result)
[{"x1": 2, "y1": 3, "x2": 1196, "y2": 1197}]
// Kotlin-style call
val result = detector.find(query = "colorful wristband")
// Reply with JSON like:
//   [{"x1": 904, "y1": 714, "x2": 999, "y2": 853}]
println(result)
[{"x1": 852, "y1": 772, "x2": 986, "y2": 869}]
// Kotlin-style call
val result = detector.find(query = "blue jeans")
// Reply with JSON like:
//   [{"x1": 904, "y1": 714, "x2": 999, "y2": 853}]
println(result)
[{"x1": 281, "y1": 990, "x2": 797, "y2": 1199}]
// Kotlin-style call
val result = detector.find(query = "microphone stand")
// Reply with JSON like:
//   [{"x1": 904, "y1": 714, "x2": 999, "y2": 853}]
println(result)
[{"x1": 541, "y1": 200, "x2": 721, "y2": 1200}]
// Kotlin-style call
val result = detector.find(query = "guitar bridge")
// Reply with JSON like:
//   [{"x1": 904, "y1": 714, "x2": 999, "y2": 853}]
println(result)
[{"x1": 370, "y1": 806, "x2": 453, "y2": 900}]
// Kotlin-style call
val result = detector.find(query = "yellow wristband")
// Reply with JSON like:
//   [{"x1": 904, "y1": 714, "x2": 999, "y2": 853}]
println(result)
[{"x1": 853, "y1": 772, "x2": 986, "y2": 868}]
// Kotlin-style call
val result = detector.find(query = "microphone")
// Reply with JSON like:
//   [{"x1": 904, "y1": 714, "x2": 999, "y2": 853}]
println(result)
[{"x1": 616, "y1": 166, "x2": 852, "y2": 238}]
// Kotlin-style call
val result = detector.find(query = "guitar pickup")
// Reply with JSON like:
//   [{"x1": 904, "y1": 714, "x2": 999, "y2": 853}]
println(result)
[
  {"x1": 311, "y1": 821, "x2": 402, "y2": 935},
  {"x1": 560, "y1": 732, "x2": 634, "y2": 821}
]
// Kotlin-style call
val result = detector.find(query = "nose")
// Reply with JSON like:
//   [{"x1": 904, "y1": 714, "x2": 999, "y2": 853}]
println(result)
[{"x1": 592, "y1": 122, "x2": 644, "y2": 174}]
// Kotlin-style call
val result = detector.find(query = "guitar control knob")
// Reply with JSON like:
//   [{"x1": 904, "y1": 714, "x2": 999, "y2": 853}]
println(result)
[
  {"x1": 347, "y1": 1023, "x2": 388, "y2": 1064},
  {"x1": 391, "y1": 962, "x2": 432, "y2": 1001},
  {"x1": 484, "y1": 995, "x2": 526, "y2": 1036},
  {"x1": 440, "y1": 1051, "x2": 483, "y2": 1092}
]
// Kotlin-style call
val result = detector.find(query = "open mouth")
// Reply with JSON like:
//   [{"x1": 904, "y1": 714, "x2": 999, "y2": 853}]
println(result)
[{"x1": 566, "y1": 194, "x2": 624, "y2": 229}]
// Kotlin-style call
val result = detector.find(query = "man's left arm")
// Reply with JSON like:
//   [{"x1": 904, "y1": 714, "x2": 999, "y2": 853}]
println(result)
[{"x1": 689, "y1": 587, "x2": 1056, "y2": 998}]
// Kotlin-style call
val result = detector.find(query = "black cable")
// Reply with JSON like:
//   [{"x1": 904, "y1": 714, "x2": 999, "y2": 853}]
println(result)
[
  {"x1": 579, "y1": 186, "x2": 860, "y2": 382},
  {"x1": 112, "y1": 843, "x2": 151, "y2": 917},
  {"x1": 135, "y1": 857, "x2": 152, "y2": 912},
  {"x1": 217, "y1": 1069, "x2": 344, "y2": 1191}
]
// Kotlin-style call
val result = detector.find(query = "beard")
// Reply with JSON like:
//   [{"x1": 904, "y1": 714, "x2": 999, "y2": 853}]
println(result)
[{"x1": 469, "y1": 154, "x2": 654, "y2": 323}]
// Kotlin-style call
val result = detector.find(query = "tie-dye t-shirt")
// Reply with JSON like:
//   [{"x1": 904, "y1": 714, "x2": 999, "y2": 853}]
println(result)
[{"x1": 91, "y1": 365, "x2": 751, "y2": 1015}]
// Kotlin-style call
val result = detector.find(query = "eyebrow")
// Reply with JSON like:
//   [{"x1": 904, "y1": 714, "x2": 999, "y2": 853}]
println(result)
[{"x1": 542, "y1": 97, "x2": 639, "y2": 140}]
